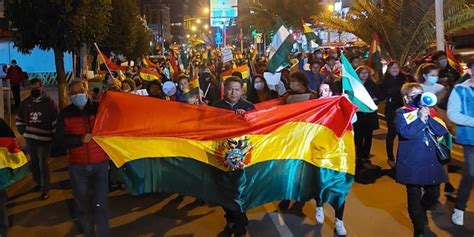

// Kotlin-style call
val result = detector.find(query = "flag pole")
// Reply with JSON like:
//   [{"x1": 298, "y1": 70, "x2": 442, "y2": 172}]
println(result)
[{"x1": 93, "y1": 42, "x2": 115, "y2": 79}]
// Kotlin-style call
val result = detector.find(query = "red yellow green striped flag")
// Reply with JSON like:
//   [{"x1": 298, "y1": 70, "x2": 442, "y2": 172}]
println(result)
[
  {"x1": 92, "y1": 92, "x2": 357, "y2": 211},
  {"x1": 139, "y1": 68, "x2": 162, "y2": 81},
  {"x1": 1, "y1": 138, "x2": 29, "y2": 189},
  {"x1": 142, "y1": 57, "x2": 158, "y2": 69},
  {"x1": 367, "y1": 33, "x2": 381, "y2": 69},
  {"x1": 446, "y1": 46, "x2": 463, "y2": 74}
]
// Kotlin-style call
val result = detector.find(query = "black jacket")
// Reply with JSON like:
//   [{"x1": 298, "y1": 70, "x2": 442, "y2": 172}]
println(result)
[
  {"x1": 16, "y1": 92, "x2": 58, "y2": 143},
  {"x1": 380, "y1": 73, "x2": 407, "y2": 113},
  {"x1": 211, "y1": 99, "x2": 255, "y2": 112}
]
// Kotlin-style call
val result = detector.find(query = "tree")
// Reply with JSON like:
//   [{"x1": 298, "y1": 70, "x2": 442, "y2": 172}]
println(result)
[
  {"x1": 102, "y1": 0, "x2": 150, "y2": 60},
  {"x1": 6, "y1": 0, "x2": 111, "y2": 108},
  {"x1": 316, "y1": 0, "x2": 474, "y2": 66},
  {"x1": 240, "y1": 0, "x2": 322, "y2": 35}
]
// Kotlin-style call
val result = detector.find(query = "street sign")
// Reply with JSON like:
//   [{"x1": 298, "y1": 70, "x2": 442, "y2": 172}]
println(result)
[
  {"x1": 210, "y1": 0, "x2": 238, "y2": 27},
  {"x1": 222, "y1": 47, "x2": 233, "y2": 63}
]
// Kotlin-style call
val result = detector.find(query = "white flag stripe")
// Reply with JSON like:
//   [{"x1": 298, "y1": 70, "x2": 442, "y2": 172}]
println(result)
[
  {"x1": 268, "y1": 25, "x2": 290, "y2": 59},
  {"x1": 341, "y1": 55, "x2": 378, "y2": 112}
]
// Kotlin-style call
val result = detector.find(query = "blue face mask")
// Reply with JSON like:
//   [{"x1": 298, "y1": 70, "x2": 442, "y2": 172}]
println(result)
[
  {"x1": 71, "y1": 93, "x2": 88, "y2": 107},
  {"x1": 427, "y1": 75, "x2": 439, "y2": 84}
]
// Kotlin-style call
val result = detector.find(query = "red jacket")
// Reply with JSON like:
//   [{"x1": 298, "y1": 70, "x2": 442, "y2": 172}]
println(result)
[
  {"x1": 5, "y1": 66, "x2": 25, "y2": 86},
  {"x1": 54, "y1": 101, "x2": 107, "y2": 164}
]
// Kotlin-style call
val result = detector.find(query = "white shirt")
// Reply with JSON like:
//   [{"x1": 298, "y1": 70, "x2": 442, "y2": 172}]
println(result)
[{"x1": 421, "y1": 83, "x2": 445, "y2": 95}]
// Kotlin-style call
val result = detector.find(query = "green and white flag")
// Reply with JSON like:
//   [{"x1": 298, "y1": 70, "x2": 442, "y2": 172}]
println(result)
[
  {"x1": 341, "y1": 53, "x2": 378, "y2": 113},
  {"x1": 267, "y1": 21, "x2": 295, "y2": 73}
]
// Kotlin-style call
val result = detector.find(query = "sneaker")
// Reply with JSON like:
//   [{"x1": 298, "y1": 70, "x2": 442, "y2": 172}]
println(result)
[
  {"x1": 444, "y1": 183, "x2": 456, "y2": 196},
  {"x1": 451, "y1": 208, "x2": 464, "y2": 226},
  {"x1": 334, "y1": 218, "x2": 347, "y2": 236},
  {"x1": 315, "y1": 207, "x2": 324, "y2": 224}
]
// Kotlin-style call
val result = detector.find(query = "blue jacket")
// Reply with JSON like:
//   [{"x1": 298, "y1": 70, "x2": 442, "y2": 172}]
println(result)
[
  {"x1": 447, "y1": 80, "x2": 474, "y2": 145},
  {"x1": 394, "y1": 107, "x2": 448, "y2": 185},
  {"x1": 305, "y1": 71, "x2": 327, "y2": 91}
]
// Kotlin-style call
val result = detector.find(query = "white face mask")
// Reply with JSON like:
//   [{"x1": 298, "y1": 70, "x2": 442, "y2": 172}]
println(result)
[{"x1": 254, "y1": 82, "x2": 265, "y2": 91}]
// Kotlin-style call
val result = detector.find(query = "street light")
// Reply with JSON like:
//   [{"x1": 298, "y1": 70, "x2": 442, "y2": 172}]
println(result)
[
  {"x1": 203, "y1": 7, "x2": 210, "y2": 14},
  {"x1": 186, "y1": 34, "x2": 190, "y2": 38},
  {"x1": 196, "y1": 19, "x2": 201, "y2": 24},
  {"x1": 203, "y1": 24, "x2": 209, "y2": 30},
  {"x1": 191, "y1": 25, "x2": 197, "y2": 31},
  {"x1": 327, "y1": 4, "x2": 334, "y2": 12}
]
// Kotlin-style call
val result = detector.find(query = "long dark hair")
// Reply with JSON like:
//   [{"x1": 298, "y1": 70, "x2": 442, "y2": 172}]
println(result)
[{"x1": 247, "y1": 74, "x2": 272, "y2": 103}]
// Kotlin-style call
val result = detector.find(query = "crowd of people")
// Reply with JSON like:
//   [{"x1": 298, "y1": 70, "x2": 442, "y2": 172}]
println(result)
[{"x1": 1, "y1": 46, "x2": 474, "y2": 237}]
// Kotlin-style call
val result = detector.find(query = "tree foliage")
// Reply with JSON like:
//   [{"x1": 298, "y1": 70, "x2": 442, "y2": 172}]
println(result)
[
  {"x1": 6, "y1": 0, "x2": 111, "y2": 53},
  {"x1": 6, "y1": 0, "x2": 112, "y2": 108},
  {"x1": 102, "y1": 0, "x2": 150, "y2": 60},
  {"x1": 316, "y1": 0, "x2": 474, "y2": 65}
]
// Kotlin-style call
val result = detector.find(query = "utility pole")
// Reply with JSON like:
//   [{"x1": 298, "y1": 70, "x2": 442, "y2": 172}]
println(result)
[
  {"x1": 435, "y1": 0, "x2": 445, "y2": 51},
  {"x1": 160, "y1": 4, "x2": 165, "y2": 54}
]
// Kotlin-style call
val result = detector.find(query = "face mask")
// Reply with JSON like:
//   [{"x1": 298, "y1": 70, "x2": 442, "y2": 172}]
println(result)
[
  {"x1": 316, "y1": 54, "x2": 322, "y2": 59},
  {"x1": 303, "y1": 58, "x2": 308, "y2": 64},
  {"x1": 438, "y1": 59, "x2": 448, "y2": 68},
  {"x1": 254, "y1": 82, "x2": 265, "y2": 91},
  {"x1": 427, "y1": 75, "x2": 439, "y2": 84},
  {"x1": 71, "y1": 93, "x2": 88, "y2": 107},
  {"x1": 408, "y1": 94, "x2": 422, "y2": 107},
  {"x1": 290, "y1": 82, "x2": 301, "y2": 92},
  {"x1": 31, "y1": 89, "x2": 41, "y2": 98}
]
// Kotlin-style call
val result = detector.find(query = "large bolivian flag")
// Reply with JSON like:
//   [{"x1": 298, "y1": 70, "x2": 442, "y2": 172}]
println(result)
[
  {"x1": 0, "y1": 138, "x2": 29, "y2": 189},
  {"x1": 93, "y1": 92, "x2": 357, "y2": 211}
]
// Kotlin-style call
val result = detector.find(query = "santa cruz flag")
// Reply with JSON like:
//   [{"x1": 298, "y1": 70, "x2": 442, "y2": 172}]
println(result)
[
  {"x1": 267, "y1": 21, "x2": 295, "y2": 73},
  {"x1": 341, "y1": 53, "x2": 378, "y2": 113}
]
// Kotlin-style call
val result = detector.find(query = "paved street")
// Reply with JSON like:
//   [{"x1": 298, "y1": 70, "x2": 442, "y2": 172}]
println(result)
[{"x1": 4, "y1": 87, "x2": 474, "y2": 237}]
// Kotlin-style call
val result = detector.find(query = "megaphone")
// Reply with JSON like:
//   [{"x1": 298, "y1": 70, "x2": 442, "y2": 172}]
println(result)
[
  {"x1": 162, "y1": 81, "x2": 177, "y2": 96},
  {"x1": 413, "y1": 92, "x2": 438, "y2": 107}
]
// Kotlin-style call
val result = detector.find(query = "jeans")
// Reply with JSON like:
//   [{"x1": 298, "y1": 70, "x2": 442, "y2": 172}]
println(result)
[
  {"x1": 223, "y1": 208, "x2": 248, "y2": 235},
  {"x1": 0, "y1": 190, "x2": 7, "y2": 237},
  {"x1": 69, "y1": 161, "x2": 109, "y2": 237},
  {"x1": 385, "y1": 109, "x2": 397, "y2": 161},
  {"x1": 406, "y1": 184, "x2": 440, "y2": 235},
  {"x1": 10, "y1": 85, "x2": 20, "y2": 108},
  {"x1": 455, "y1": 145, "x2": 474, "y2": 211},
  {"x1": 26, "y1": 141, "x2": 51, "y2": 193}
]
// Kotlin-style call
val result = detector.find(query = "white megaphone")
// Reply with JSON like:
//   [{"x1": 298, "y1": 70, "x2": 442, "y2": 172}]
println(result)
[{"x1": 418, "y1": 92, "x2": 438, "y2": 107}]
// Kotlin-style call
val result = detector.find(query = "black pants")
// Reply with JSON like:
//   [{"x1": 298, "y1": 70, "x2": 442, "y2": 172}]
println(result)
[
  {"x1": 0, "y1": 189, "x2": 7, "y2": 237},
  {"x1": 406, "y1": 184, "x2": 440, "y2": 235},
  {"x1": 385, "y1": 109, "x2": 397, "y2": 161},
  {"x1": 354, "y1": 127, "x2": 374, "y2": 161},
  {"x1": 223, "y1": 208, "x2": 248, "y2": 235},
  {"x1": 69, "y1": 161, "x2": 110, "y2": 237},
  {"x1": 11, "y1": 85, "x2": 21, "y2": 108}
]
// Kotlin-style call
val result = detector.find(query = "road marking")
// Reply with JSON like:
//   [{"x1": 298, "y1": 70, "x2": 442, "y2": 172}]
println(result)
[{"x1": 263, "y1": 203, "x2": 294, "y2": 237}]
